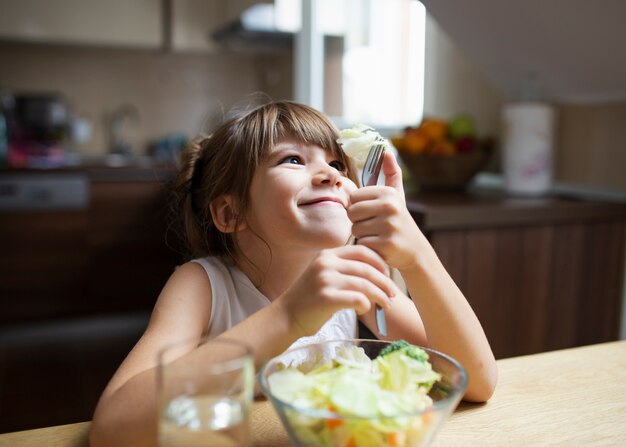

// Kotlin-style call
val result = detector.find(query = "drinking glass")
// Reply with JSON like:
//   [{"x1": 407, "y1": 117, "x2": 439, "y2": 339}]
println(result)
[{"x1": 157, "y1": 337, "x2": 254, "y2": 447}]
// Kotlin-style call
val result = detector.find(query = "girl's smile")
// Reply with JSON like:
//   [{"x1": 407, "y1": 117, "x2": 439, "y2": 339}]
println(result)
[{"x1": 298, "y1": 195, "x2": 348, "y2": 208}]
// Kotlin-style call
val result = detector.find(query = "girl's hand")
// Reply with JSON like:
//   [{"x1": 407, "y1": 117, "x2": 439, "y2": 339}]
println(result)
[
  {"x1": 348, "y1": 151, "x2": 425, "y2": 271},
  {"x1": 277, "y1": 245, "x2": 399, "y2": 336}
]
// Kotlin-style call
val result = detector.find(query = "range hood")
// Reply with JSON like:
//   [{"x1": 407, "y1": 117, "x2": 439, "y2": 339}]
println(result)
[{"x1": 212, "y1": 3, "x2": 293, "y2": 53}]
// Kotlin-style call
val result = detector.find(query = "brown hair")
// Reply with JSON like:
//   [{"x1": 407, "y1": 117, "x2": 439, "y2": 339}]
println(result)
[{"x1": 172, "y1": 100, "x2": 358, "y2": 260}]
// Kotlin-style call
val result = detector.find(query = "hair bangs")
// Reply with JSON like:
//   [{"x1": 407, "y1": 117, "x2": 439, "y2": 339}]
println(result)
[
  {"x1": 233, "y1": 101, "x2": 357, "y2": 181},
  {"x1": 273, "y1": 103, "x2": 356, "y2": 178}
]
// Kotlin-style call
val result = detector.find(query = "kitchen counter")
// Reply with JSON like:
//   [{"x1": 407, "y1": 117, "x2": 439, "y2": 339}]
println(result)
[
  {"x1": 1, "y1": 340, "x2": 624, "y2": 446},
  {"x1": 0, "y1": 161, "x2": 176, "y2": 213},
  {"x1": 406, "y1": 190, "x2": 626, "y2": 230},
  {"x1": 0, "y1": 162, "x2": 177, "y2": 183}
]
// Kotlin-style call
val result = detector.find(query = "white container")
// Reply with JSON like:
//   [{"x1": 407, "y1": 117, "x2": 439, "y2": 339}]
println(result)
[{"x1": 502, "y1": 102, "x2": 557, "y2": 195}]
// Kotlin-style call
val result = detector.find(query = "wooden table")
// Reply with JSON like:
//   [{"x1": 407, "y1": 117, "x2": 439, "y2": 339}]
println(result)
[{"x1": 1, "y1": 340, "x2": 624, "y2": 446}]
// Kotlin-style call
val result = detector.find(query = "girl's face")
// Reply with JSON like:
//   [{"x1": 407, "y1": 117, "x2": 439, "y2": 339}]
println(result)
[{"x1": 242, "y1": 139, "x2": 357, "y2": 252}]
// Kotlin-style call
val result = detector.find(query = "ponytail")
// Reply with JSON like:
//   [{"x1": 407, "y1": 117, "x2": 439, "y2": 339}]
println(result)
[{"x1": 172, "y1": 136, "x2": 212, "y2": 257}]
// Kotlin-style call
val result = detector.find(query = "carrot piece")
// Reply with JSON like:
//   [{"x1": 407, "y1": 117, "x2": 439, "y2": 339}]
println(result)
[
  {"x1": 345, "y1": 438, "x2": 356, "y2": 447},
  {"x1": 422, "y1": 411, "x2": 434, "y2": 425},
  {"x1": 325, "y1": 405, "x2": 344, "y2": 430},
  {"x1": 387, "y1": 432, "x2": 401, "y2": 447},
  {"x1": 325, "y1": 417, "x2": 344, "y2": 430}
]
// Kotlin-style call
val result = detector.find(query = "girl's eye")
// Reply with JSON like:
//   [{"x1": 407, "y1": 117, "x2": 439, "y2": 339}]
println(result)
[
  {"x1": 279, "y1": 155, "x2": 302, "y2": 165},
  {"x1": 329, "y1": 160, "x2": 346, "y2": 172}
]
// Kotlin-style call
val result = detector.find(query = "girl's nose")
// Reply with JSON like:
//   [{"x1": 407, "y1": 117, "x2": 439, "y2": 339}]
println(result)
[{"x1": 313, "y1": 163, "x2": 343, "y2": 187}]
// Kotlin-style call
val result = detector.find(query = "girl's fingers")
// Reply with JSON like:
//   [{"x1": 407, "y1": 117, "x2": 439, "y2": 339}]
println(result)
[
  {"x1": 348, "y1": 189, "x2": 400, "y2": 222},
  {"x1": 351, "y1": 215, "x2": 387, "y2": 240},
  {"x1": 327, "y1": 247, "x2": 396, "y2": 307},
  {"x1": 315, "y1": 245, "x2": 397, "y2": 312},
  {"x1": 381, "y1": 150, "x2": 404, "y2": 193},
  {"x1": 330, "y1": 290, "x2": 372, "y2": 315},
  {"x1": 332, "y1": 244, "x2": 390, "y2": 275},
  {"x1": 338, "y1": 260, "x2": 395, "y2": 296},
  {"x1": 333, "y1": 270, "x2": 394, "y2": 309},
  {"x1": 349, "y1": 186, "x2": 390, "y2": 205}
]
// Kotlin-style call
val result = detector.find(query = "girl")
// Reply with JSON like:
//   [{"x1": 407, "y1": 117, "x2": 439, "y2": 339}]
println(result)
[{"x1": 90, "y1": 100, "x2": 496, "y2": 447}]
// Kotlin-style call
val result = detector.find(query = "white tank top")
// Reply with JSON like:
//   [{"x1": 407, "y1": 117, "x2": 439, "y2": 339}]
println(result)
[{"x1": 191, "y1": 257, "x2": 358, "y2": 355}]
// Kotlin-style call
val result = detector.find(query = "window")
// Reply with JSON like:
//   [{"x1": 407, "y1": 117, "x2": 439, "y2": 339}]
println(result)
[{"x1": 278, "y1": 0, "x2": 425, "y2": 130}]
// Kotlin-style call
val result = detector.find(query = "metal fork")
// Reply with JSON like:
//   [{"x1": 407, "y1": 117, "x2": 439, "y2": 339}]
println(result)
[
  {"x1": 361, "y1": 139, "x2": 385, "y2": 187},
  {"x1": 356, "y1": 138, "x2": 387, "y2": 337}
]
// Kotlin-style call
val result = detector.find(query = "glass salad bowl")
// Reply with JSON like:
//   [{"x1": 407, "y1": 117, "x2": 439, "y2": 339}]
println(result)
[{"x1": 259, "y1": 339, "x2": 467, "y2": 447}]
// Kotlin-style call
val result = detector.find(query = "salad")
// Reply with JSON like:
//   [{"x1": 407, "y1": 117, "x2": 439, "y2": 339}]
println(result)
[{"x1": 266, "y1": 340, "x2": 442, "y2": 447}]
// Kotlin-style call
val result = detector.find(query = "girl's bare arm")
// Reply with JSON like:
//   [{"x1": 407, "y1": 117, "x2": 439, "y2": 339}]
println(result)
[
  {"x1": 90, "y1": 245, "x2": 397, "y2": 447},
  {"x1": 399, "y1": 236, "x2": 497, "y2": 402},
  {"x1": 89, "y1": 262, "x2": 299, "y2": 447},
  {"x1": 350, "y1": 152, "x2": 497, "y2": 402}
]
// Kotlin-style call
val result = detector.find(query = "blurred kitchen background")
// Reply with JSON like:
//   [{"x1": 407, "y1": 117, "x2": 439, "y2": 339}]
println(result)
[{"x1": 0, "y1": 0, "x2": 625, "y2": 433}]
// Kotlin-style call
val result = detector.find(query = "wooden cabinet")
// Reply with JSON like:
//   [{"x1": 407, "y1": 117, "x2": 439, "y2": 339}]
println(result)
[
  {"x1": 0, "y1": 209, "x2": 88, "y2": 323},
  {"x1": 171, "y1": 0, "x2": 223, "y2": 52},
  {"x1": 171, "y1": 0, "x2": 267, "y2": 52},
  {"x1": 0, "y1": 168, "x2": 182, "y2": 432},
  {"x1": 0, "y1": 0, "x2": 162, "y2": 48},
  {"x1": 0, "y1": 0, "x2": 268, "y2": 52},
  {"x1": 86, "y1": 180, "x2": 180, "y2": 314},
  {"x1": 407, "y1": 192, "x2": 626, "y2": 359},
  {"x1": 0, "y1": 169, "x2": 181, "y2": 325}
]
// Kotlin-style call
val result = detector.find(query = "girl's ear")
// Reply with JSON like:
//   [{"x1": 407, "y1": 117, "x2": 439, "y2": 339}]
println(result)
[{"x1": 209, "y1": 195, "x2": 245, "y2": 233}]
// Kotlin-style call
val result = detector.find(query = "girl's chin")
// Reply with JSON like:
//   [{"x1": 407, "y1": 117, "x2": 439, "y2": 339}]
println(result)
[{"x1": 314, "y1": 231, "x2": 352, "y2": 248}]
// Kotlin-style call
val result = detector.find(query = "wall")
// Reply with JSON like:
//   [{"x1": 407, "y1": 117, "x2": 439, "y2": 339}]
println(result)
[
  {"x1": 0, "y1": 42, "x2": 292, "y2": 156},
  {"x1": 423, "y1": 14, "x2": 504, "y2": 143},
  {"x1": 422, "y1": 14, "x2": 504, "y2": 172},
  {"x1": 556, "y1": 102, "x2": 626, "y2": 190},
  {"x1": 423, "y1": 14, "x2": 626, "y2": 192},
  {"x1": 2, "y1": 21, "x2": 625, "y2": 192}
]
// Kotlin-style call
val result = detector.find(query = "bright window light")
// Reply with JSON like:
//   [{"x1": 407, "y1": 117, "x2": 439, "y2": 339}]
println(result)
[{"x1": 285, "y1": 0, "x2": 425, "y2": 130}]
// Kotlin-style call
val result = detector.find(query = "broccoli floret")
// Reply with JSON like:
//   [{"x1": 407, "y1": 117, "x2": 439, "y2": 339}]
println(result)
[{"x1": 379, "y1": 340, "x2": 428, "y2": 362}]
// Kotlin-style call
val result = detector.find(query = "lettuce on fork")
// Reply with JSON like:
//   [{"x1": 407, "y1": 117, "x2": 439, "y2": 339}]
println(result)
[{"x1": 337, "y1": 124, "x2": 391, "y2": 169}]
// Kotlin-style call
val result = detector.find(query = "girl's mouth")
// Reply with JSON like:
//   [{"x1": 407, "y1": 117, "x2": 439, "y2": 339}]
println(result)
[{"x1": 300, "y1": 196, "x2": 346, "y2": 208}]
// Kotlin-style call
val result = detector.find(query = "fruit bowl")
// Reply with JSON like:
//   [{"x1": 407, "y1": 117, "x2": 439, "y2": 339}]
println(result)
[
  {"x1": 398, "y1": 149, "x2": 490, "y2": 191},
  {"x1": 392, "y1": 115, "x2": 493, "y2": 191},
  {"x1": 259, "y1": 339, "x2": 467, "y2": 447}
]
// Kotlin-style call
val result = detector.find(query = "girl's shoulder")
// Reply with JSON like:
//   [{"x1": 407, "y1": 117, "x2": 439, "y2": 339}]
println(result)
[
  {"x1": 141, "y1": 260, "x2": 214, "y2": 342},
  {"x1": 186, "y1": 256, "x2": 239, "y2": 289},
  {"x1": 189, "y1": 256, "x2": 233, "y2": 275},
  {"x1": 186, "y1": 256, "x2": 266, "y2": 306},
  {"x1": 169, "y1": 256, "x2": 231, "y2": 281},
  {"x1": 170, "y1": 259, "x2": 213, "y2": 283},
  {"x1": 161, "y1": 260, "x2": 214, "y2": 305}
]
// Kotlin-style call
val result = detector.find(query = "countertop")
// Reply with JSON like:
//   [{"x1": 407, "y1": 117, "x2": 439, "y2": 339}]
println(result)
[
  {"x1": 1, "y1": 340, "x2": 624, "y2": 446},
  {"x1": 0, "y1": 162, "x2": 176, "y2": 211},
  {"x1": 0, "y1": 153, "x2": 177, "y2": 181},
  {"x1": 406, "y1": 190, "x2": 626, "y2": 230}
]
